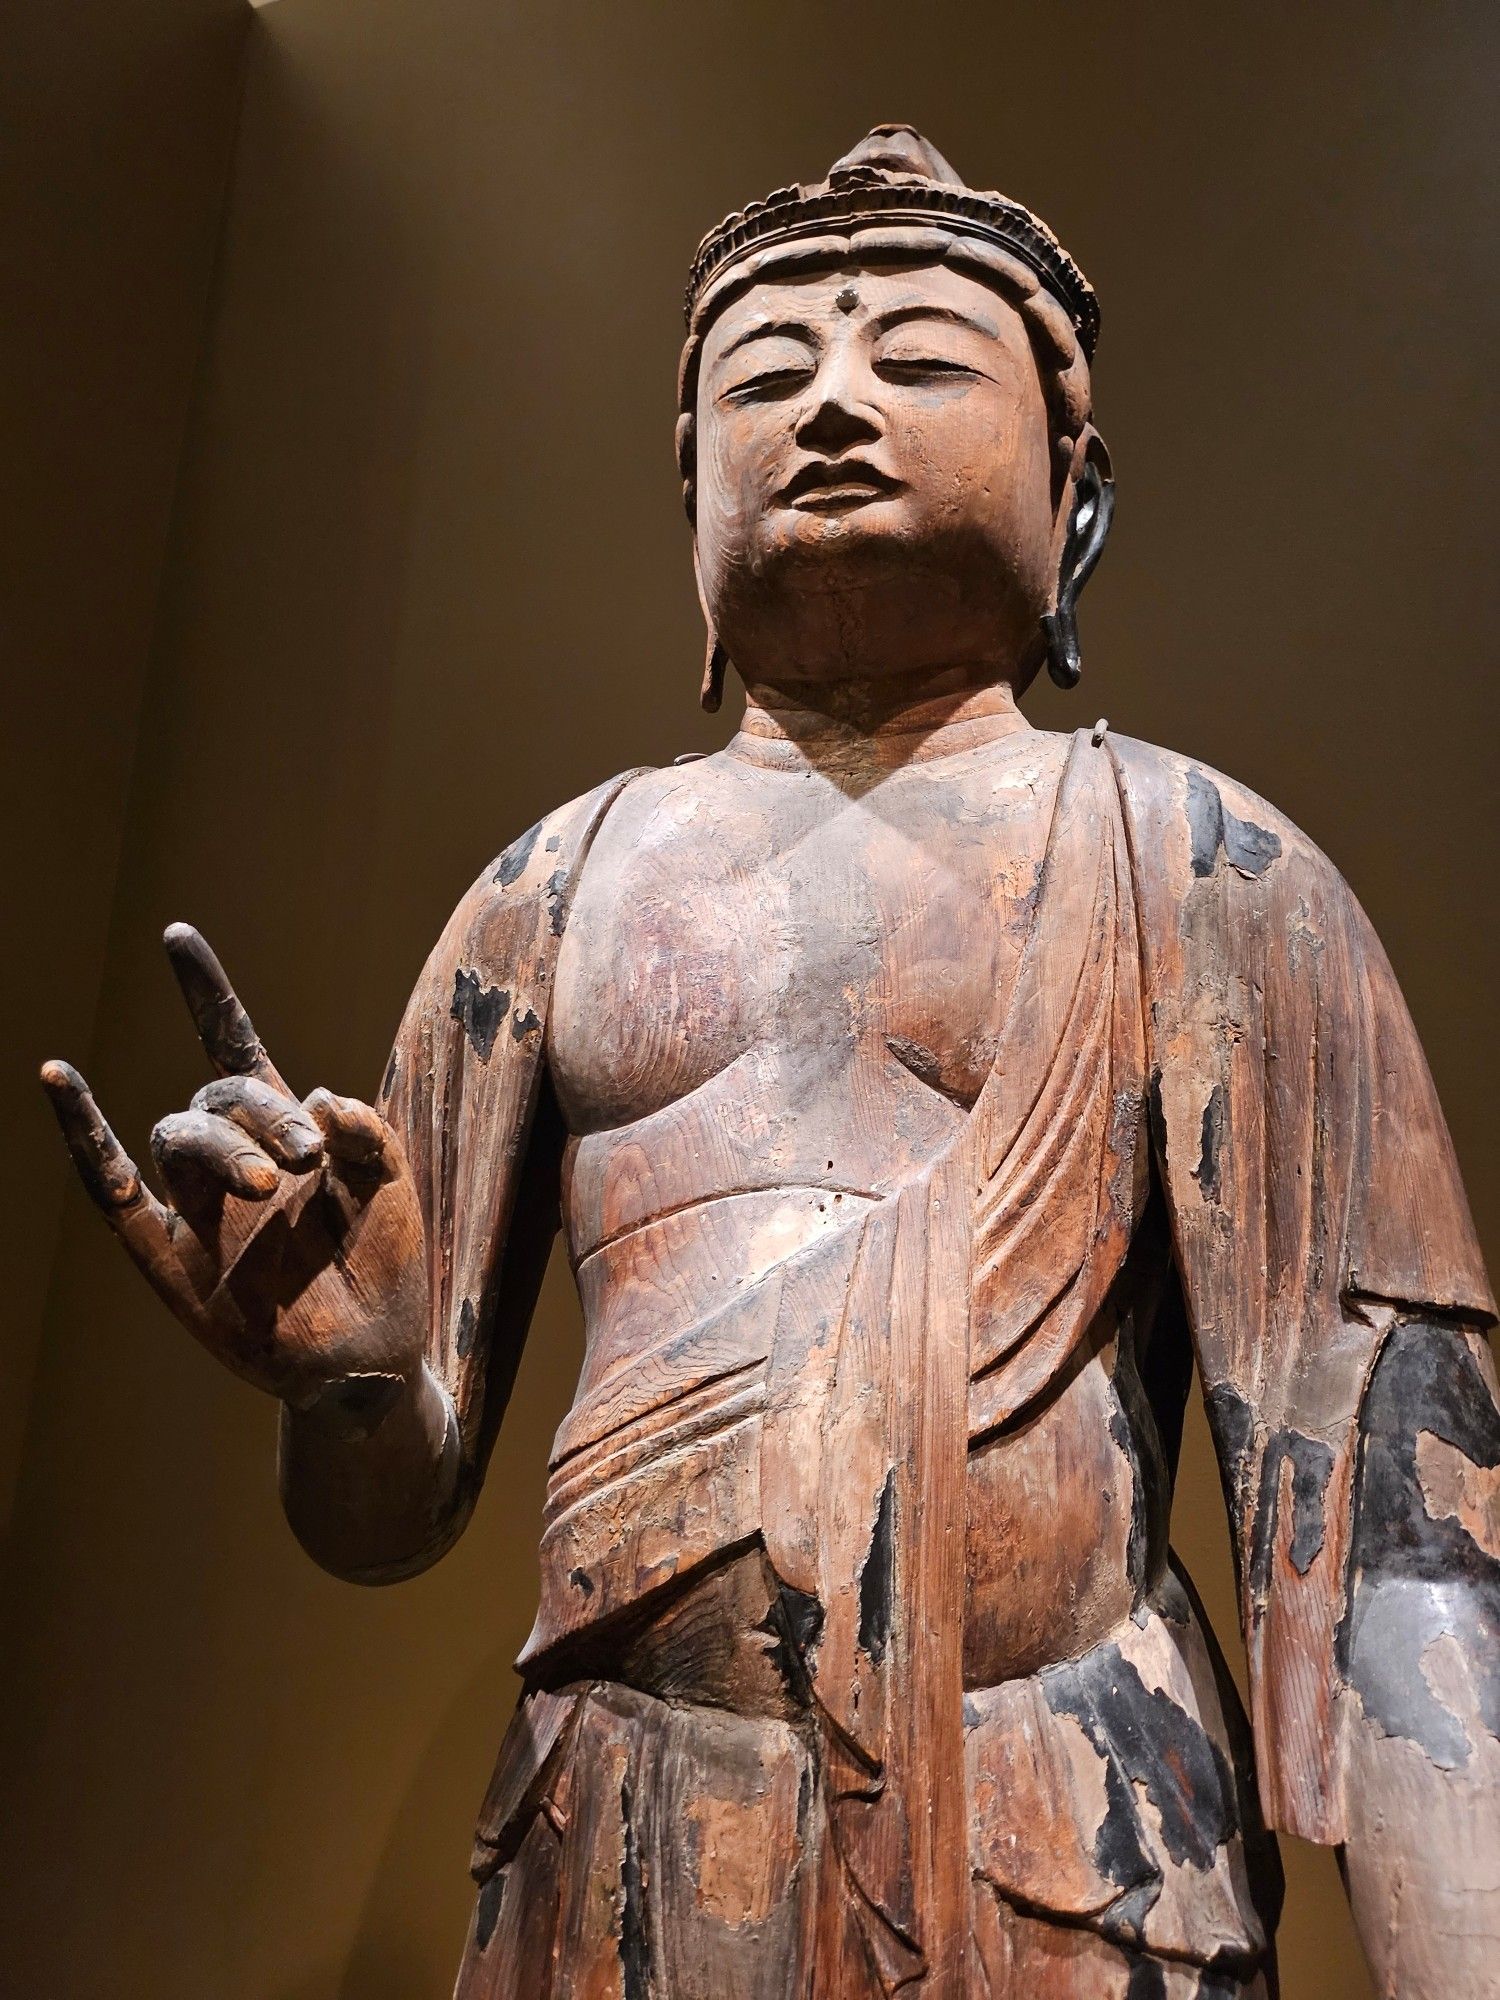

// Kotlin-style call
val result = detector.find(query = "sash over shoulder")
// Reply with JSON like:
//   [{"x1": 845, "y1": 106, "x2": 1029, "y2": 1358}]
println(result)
[{"x1": 513, "y1": 729, "x2": 1148, "y2": 1994}]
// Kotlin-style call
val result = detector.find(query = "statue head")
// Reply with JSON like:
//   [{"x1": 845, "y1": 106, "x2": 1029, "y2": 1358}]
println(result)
[{"x1": 677, "y1": 126, "x2": 1113, "y2": 708}]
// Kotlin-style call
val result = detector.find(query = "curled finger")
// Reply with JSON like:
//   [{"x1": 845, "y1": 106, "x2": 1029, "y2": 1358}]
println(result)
[
  {"x1": 305, "y1": 1088, "x2": 392, "y2": 1171},
  {"x1": 193, "y1": 1075, "x2": 323, "y2": 1171},
  {"x1": 151, "y1": 1108, "x2": 280, "y2": 1203}
]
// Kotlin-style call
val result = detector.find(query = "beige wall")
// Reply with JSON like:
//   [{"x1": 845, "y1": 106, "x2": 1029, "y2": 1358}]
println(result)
[{"x1": 4, "y1": 4, "x2": 1495, "y2": 1995}]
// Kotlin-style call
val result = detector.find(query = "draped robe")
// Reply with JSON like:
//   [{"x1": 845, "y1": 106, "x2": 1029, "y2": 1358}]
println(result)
[{"x1": 378, "y1": 729, "x2": 1495, "y2": 1997}]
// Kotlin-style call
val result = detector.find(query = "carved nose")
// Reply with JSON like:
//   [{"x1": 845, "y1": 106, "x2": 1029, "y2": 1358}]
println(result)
[{"x1": 796, "y1": 394, "x2": 881, "y2": 456}]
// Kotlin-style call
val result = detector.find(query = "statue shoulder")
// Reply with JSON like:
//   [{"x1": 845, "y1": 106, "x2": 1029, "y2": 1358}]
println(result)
[
  {"x1": 478, "y1": 769, "x2": 654, "y2": 904},
  {"x1": 415, "y1": 769, "x2": 657, "y2": 970},
  {"x1": 393, "y1": 768, "x2": 656, "y2": 1061},
  {"x1": 1106, "y1": 731, "x2": 1345, "y2": 909}
]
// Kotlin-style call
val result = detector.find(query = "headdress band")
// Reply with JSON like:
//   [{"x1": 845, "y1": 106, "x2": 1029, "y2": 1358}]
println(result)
[{"x1": 684, "y1": 124, "x2": 1099, "y2": 360}]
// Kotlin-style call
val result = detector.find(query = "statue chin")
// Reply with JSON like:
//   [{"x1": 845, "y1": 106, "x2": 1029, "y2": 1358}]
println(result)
[{"x1": 709, "y1": 532, "x2": 1042, "y2": 692}]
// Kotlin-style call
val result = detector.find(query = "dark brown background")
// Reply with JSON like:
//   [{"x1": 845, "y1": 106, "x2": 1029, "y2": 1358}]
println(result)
[{"x1": 3, "y1": 4, "x2": 1494, "y2": 1994}]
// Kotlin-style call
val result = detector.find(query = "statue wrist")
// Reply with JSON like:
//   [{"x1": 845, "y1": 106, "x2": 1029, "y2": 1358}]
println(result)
[{"x1": 287, "y1": 1360, "x2": 446, "y2": 1445}]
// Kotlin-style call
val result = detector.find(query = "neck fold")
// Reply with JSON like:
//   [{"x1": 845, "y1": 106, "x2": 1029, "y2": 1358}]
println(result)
[{"x1": 733, "y1": 668, "x2": 1031, "y2": 774}]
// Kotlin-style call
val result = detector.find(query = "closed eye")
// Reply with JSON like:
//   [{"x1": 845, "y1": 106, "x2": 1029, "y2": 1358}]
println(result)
[
  {"x1": 874, "y1": 355, "x2": 984, "y2": 384},
  {"x1": 719, "y1": 366, "x2": 815, "y2": 406}
]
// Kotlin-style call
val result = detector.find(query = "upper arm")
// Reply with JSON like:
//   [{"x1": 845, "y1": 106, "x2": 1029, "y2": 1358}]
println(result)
[
  {"x1": 1114, "y1": 734, "x2": 1495, "y2": 1840},
  {"x1": 378, "y1": 772, "x2": 646, "y2": 1497}
]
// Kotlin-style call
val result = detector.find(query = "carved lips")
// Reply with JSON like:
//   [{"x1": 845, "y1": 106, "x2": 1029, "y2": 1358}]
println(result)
[{"x1": 777, "y1": 457, "x2": 903, "y2": 513}]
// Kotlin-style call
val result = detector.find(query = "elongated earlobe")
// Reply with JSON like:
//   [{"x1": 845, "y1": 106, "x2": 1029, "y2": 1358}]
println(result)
[
  {"x1": 700, "y1": 633, "x2": 728, "y2": 713},
  {"x1": 1042, "y1": 432, "x2": 1115, "y2": 689},
  {"x1": 691, "y1": 536, "x2": 727, "y2": 713}
]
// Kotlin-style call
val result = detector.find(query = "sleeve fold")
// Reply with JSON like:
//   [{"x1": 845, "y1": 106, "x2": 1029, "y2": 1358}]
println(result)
[
  {"x1": 1111, "y1": 736, "x2": 1493, "y2": 1842},
  {"x1": 378, "y1": 771, "x2": 643, "y2": 1494}
]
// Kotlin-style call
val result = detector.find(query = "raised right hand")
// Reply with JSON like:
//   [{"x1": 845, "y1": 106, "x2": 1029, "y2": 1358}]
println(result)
[{"x1": 40, "y1": 925, "x2": 429, "y2": 1410}]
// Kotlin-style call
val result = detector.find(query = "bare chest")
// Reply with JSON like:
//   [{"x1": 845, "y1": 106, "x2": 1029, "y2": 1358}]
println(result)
[{"x1": 549, "y1": 738, "x2": 1064, "y2": 1142}]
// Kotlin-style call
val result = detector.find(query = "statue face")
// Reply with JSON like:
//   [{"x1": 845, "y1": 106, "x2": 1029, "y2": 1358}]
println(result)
[{"x1": 694, "y1": 262, "x2": 1058, "y2": 687}]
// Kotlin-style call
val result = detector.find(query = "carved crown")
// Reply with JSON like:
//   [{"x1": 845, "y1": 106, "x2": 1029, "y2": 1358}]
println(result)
[{"x1": 685, "y1": 124, "x2": 1100, "y2": 359}]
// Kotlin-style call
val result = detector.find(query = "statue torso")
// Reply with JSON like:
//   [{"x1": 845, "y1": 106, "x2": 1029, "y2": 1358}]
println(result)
[
  {"x1": 543, "y1": 727, "x2": 1168, "y2": 1690},
  {"x1": 551, "y1": 728, "x2": 1059, "y2": 1171}
]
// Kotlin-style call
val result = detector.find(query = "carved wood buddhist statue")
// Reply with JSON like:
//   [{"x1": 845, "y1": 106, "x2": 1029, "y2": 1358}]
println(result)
[{"x1": 43, "y1": 127, "x2": 1499, "y2": 1997}]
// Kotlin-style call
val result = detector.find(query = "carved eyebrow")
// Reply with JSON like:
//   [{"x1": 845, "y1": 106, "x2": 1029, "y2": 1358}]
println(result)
[
  {"x1": 871, "y1": 302, "x2": 1001, "y2": 338},
  {"x1": 718, "y1": 317, "x2": 820, "y2": 360}
]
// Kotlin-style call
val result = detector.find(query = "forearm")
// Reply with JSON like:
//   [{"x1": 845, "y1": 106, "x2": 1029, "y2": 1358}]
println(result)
[
  {"x1": 278, "y1": 1361, "x2": 466, "y2": 1583},
  {"x1": 1328, "y1": 1310, "x2": 1500, "y2": 1992},
  {"x1": 1342, "y1": 1689, "x2": 1500, "y2": 1996}
]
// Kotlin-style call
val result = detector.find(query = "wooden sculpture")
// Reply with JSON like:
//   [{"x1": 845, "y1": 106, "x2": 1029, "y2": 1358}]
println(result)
[{"x1": 42, "y1": 127, "x2": 1499, "y2": 1998}]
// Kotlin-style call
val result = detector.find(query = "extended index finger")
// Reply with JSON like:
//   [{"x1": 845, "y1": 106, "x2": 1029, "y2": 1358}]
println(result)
[{"x1": 163, "y1": 924, "x2": 289, "y2": 1093}]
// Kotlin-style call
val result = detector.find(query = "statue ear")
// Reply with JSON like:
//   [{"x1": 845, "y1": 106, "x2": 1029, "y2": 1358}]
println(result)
[
  {"x1": 1041, "y1": 428, "x2": 1114, "y2": 690},
  {"x1": 690, "y1": 540, "x2": 729, "y2": 713},
  {"x1": 676, "y1": 411, "x2": 697, "y2": 524}
]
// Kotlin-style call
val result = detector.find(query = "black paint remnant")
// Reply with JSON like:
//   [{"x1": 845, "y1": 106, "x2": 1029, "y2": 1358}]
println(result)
[
  {"x1": 1246, "y1": 1429, "x2": 1335, "y2": 1602},
  {"x1": 457, "y1": 1297, "x2": 479, "y2": 1358},
  {"x1": 1107, "y1": 1356, "x2": 1164, "y2": 1603},
  {"x1": 1205, "y1": 1383, "x2": 1256, "y2": 1524},
  {"x1": 493, "y1": 819, "x2": 542, "y2": 887},
  {"x1": 1125, "y1": 1956, "x2": 1167, "y2": 2000},
  {"x1": 1186, "y1": 768, "x2": 1282, "y2": 881},
  {"x1": 618, "y1": 1774, "x2": 651, "y2": 2000},
  {"x1": 1046, "y1": 1642, "x2": 1239, "y2": 1873},
  {"x1": 1029, "y1": 1644, "x2": 1163, "y2": 1941},
  {"x1": 1223, "y1": 815, "x2": 1281, "y2": 878},
  {"x1": 1194, "y1": 1965, "x2": 1245, "y2": 2000},
  {"x1": 451, "y1": 968, "x2": 510, "y2": 1062},
  {"x1": 858, "y1": 1471, "x2": 896, "y2": 1665},
  {"x1": 1287, "y1": 1435, "x2": 1335, "y2": 1574},
  {"x1": 1100, "y1": 1880, "x2": 1162, "y2": 1951},
  {"x1": 1186, "y1": 769, "x2": 1225, "y2": 879},
  {"x1": 546, "y1": 868, "x2": 570, "y2": 937},
  {"x1": 511, "y1": 1005, "x2": 542, "y2": 1041},
  {"x1": 759, "y1": 1581, "x2": 824, "y2": 1703},
  {"x1": 1090, "y1": 1756, "x2": 1159, "y2": 1936},
  {"x1": 569, "y1": 1566, "x2": 595, "y2": 1597},
  {"x1": 1355, "y1": 1319, "x2": 1500, "y2": 1553},
  {"x1": 1339, "y1": 1318, "x2": 1500, "y2": 1766},
  {"x1": 1343, "y1": 1579, "x2": 1478, "y2": 1769},
  {"x1": 1191, "y1": 1085, "x2": 1225, "y2": 1202},
  {"x1": 781, "y1": 1582, "x2": 825, "y2": 1659},
  {"x1": 474, "y1": 1870, "x2": 505, "y2": 1952}
]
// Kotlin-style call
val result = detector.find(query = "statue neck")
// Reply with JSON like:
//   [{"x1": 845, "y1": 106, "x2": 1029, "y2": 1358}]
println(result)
[{"x1": 730, "y1": 665, "x2": 1031, "y2": 774}]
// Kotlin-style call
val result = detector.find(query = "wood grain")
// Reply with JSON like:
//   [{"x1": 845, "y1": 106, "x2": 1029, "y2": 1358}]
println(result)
[{"x1": 44, "y1": 124, "x2": 1497, "y2": 1997}]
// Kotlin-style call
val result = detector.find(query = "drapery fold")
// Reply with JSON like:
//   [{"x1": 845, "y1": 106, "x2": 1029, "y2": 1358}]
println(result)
[
  {"x1": 1109, "y1": 734, "x2": 1494, "y2": 1841},
  {"x1": 385, "y1": 728, "x2": 1494, "y2": 1986}
]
